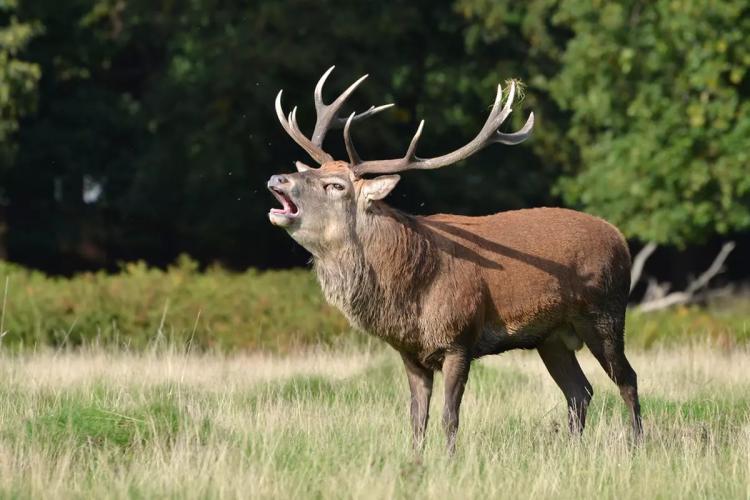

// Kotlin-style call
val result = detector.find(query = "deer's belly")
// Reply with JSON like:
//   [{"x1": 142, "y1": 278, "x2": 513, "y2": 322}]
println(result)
[{"x1": 473, "y1": 321, "x2": 551, "y2": 357}]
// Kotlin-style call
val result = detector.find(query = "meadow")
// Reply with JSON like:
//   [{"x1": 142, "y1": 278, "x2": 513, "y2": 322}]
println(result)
[
  {"x1": 0, "y1": 261, "x2": 748, "y2": 498},
  {"x1": 0, "y1": 345, "x2": 748, "y2": 499}
]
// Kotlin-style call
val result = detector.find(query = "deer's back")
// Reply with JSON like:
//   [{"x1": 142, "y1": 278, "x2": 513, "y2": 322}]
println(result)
[{"x1": 420, "y1": 207, "x2": 631, "y2": 333}]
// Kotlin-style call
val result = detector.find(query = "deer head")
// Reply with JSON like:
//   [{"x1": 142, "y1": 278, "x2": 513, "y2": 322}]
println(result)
[{"x1": 267, "y1": 67, "x2": 534, "y2": 255}]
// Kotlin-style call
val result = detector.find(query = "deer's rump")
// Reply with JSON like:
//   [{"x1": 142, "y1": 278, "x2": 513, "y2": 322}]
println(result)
[{"x1": 420, "y1": 207, "x2": 631, "y2": 352}]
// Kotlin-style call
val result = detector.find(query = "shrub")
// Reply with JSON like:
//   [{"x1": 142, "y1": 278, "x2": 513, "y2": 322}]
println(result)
[
  {"x1": 0, "y1": 256, "x2": 746, "y2": 352},
  {"x1": 0, "y1": 256, "x2": 351, "y2": 353}
]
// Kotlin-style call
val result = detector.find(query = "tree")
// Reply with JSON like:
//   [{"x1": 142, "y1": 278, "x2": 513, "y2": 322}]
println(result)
[
  {"x1": 0, "y1": 1, "x2": 40, "y2": 258},
  {"x1": 549, "y1": 0, "x2": 750, "y2": 246},
  {"x1": 4, "y1": 0, "x2": 748, "y2": 273},
  {"x1": 0, "y1": 1, "x2": 39, "y2": 159},
  {"x1": 5, "y1": 0, "x2": 557, "y2": 272},
  {"x1": 458, "y1": 0, "x2": 750, "y2": 247}
]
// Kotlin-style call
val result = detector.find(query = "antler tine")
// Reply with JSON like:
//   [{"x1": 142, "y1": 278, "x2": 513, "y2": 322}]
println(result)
[
  {"x1": 289, "y1": 107, "x2": 307, "y2": 142},
  {"x1": 350, "y1": 80, "x2": 534, "y2": 177},
  {"x1": 345, "y1": 112, "x2": 421, "y2": 169},
  {"x1": 311, "y1": 67, "x2": 393, "y2": 146},
  {"x1": 349, "y1": 120, "x2": 426, "y2": 177},
  {"x1": 344, "y1": 112, "x2": 362, "y2": 165},
  {"x1": 311, "y1": 71, "x2": 368, "y2": 146},
  {"x1": 495, "y1": 112, "x2": 535, "y2": 145},
  {"x1": 313, "y1": 66, "x2": 336, "y2": 112},
  {"x1": 333, "y1": 104, "x2": 394, "y2": 128},
  {"x1": 275, "y1": 91, "x2": 333, "y2": 164},
  {"x1": 479, "y1": 82, "x2": 513, "y2": 135},
  {"x1": 275, "y1": 67, "x2": 393, "y2": 165},
  {"x1": 405, "y1": 120, "x2": 425, "y2": 159},
  {"x1": 483, "y1": 80, "x2": 534, "y2": 145}
]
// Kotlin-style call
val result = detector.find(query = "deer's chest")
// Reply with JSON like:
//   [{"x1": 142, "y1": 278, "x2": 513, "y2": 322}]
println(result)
[{"x1": 317, "y1": 273, "x2": 424, "y2": 348}]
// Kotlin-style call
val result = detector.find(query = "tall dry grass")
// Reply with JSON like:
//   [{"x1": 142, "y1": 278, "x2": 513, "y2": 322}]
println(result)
[{"x1": 0, "y1": 345, "x2": 747, "y2": 499}]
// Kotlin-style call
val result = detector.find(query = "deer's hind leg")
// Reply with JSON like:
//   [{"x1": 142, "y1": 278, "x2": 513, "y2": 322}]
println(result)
[
  {"x1": 574, "y1": 310, "x2": 643, "y2": 441},
  {"x1": 538, "y1": 330, "x2": 593, "y2": 434}
]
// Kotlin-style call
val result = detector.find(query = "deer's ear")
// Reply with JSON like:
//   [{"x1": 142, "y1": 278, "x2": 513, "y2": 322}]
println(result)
[
  {"x1": 295, "y1": 161, "x2": 314, "y2": 172},
  {"x1": 361, "y1": 175, "x2": 400, "y2": 202}
]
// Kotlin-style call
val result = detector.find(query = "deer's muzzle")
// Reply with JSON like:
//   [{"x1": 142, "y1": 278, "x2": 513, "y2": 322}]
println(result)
[{"x1": 268, "y1": 175, "x2": 300, "y2": 227}]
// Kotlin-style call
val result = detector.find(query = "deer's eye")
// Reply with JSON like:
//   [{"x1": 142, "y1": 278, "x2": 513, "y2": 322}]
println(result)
[{"x1": 325, "y1": 183, "x2": 345, "y2": 192}]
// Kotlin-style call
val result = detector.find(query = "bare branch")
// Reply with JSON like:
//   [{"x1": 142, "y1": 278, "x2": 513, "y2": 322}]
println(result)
[
  {"x1": 637, "y1": 291, "x2": 691, "y2": 313},
  {"x1": 642, "y1": 277, "x2": 670, "y2": 303},
  {"x1": 629, "y1": 242, "x2": 657, "y2": 294},
  {"x1": 637, "y1": 241, "x2": 735, "y2": 313},
  {"x1": 684, "y1": 241, "x2": 736, "y2": 295}
]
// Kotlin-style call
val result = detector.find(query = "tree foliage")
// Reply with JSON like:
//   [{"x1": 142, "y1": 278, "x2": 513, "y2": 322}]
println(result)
[
  {"x1": 0, "y1": 0, "x2": 39, "y2": 167},
  {"x1": 458, "y1": 0, "x2": 750, "y2": 246},
  {"x1": 551, "y1": 0, "x2": 750, "y2": 246},
  {"x1": 0, "y1": 0, "x2": 748, "y2": 272}
]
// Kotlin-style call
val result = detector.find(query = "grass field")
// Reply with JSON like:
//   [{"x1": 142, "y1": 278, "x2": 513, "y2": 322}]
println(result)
[{"x1": 0, "y1": 345, "x2": 748, "y2": 499}]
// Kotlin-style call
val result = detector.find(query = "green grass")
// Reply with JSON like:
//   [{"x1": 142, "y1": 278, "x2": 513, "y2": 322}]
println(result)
[
  {"x1": 23, "y1": 389, "x2": 182, "y2": 451},
  {"x1": 0, "y1": 257, "x2": 748, "y2": 352},
  {"x1": 0, "y1": 346, "x2": 747, "y2": 499}
]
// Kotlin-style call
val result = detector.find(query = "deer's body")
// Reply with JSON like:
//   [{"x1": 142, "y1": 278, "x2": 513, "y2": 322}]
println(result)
[
  {"x1": 268, "y1": 68, "x2": 642, "y2": 454},
  {"x1": 315, "y1": 188, "x2": 630, "y2": 369}
]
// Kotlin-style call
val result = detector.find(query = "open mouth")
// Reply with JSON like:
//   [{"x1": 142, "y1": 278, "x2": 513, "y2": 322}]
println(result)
[{"x1": 269, "y1": 187, "x2": 300, "y2": 218}]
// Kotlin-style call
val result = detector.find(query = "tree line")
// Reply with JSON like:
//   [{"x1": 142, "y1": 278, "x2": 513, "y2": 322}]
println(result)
[{"x1": 0, "y1": 0, "x2": 747, "y2": 277}]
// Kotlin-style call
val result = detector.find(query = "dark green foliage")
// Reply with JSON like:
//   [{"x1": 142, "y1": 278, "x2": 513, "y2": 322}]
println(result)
[
  {"x1": 457, "y1": 0, "x2": 750, "y2": 246},
  {"x1": 0, "y1": 0, "x2": 747, "y2": 272},
  {"x1": 0, "y1": 257, "x2": 747, "y2": 351},
  {"x1": 0, "y1": 0, "x2": 40, "y2": 219},
  {"x1": 550, "y1": 0, "x2": 750, "y2": 246},
  {"x1": 0, "y1": 1, "x2": 40, "y2": 146},
  {"x1": 0, "y1": 0, "x2": 553, "y2": 273}
]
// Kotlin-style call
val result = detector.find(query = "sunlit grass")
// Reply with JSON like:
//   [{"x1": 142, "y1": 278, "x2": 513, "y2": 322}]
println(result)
[{"x1": 0, "y1": 345, "x2": 747, "y2": 498}]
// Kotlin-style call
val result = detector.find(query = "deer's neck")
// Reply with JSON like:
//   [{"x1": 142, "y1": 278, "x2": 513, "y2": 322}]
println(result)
[{"x1": 313, "y1": 203, "x2": 439, "y2": 342}]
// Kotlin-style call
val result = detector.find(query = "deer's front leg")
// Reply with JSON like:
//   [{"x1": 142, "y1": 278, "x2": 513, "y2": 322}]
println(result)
[
  {"x1": 442, "y1": 349, "x2": 470, "y2": 455},
  {"x1": 401, "y1": 353, "x2": 434, "y2": 454}
]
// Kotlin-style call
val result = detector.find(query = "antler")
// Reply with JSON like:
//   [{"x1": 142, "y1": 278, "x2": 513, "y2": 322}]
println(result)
[
  {"x1": 348, "y1": 81, "x2": 534, "y2": 177},
  {"x1": 275, "y1": 66, "x2": 393, "y2": 165}
]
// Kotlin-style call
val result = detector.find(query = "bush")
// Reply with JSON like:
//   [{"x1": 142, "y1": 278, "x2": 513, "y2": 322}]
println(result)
[
  {"x1": 0, "y1": 256, "x2": 746, "y2": 352},
  {"x1": 626, "y1": 299, "x2": 750, "y2": 350},
  {"x1": 0, "y1": 256, "x2": 351, "y2": 353}
]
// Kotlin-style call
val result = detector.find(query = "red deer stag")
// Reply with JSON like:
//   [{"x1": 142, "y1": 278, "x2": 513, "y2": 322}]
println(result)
[{"x1": 268, "y1": 67, "x2": 642, "y2": 453}]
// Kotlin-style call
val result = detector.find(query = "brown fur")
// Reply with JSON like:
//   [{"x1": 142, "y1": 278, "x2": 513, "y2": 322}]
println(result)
[{"x1": 269, "y1": 160, "x2": 642, "y2": 453}]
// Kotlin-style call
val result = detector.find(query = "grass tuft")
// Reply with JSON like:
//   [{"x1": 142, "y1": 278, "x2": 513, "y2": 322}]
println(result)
[{"x1": 24, "y1": 396, "x2": 182, "y2": 452}]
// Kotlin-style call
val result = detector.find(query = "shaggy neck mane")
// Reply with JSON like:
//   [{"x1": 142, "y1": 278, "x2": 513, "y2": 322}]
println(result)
[{"x1": 313, "y1": 202, "x2": 439, "y2": 339}]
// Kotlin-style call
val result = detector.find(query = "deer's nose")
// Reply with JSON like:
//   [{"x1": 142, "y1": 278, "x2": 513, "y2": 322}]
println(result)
[{"x1": 268, "y1": 174, "x2": 290, "y2": 188}]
